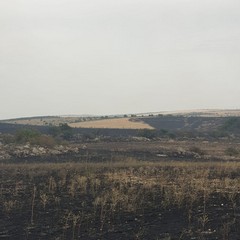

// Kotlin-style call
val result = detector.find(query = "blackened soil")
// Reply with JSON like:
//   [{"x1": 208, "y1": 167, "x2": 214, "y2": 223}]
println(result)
[{"x1": 1, "y1": 175, "x2": 240, "y2": 240}]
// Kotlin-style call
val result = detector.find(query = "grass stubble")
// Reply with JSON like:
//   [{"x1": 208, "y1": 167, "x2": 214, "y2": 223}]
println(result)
[{"x1": 0, "y1": 159, "x2": 240, "y2": 239}]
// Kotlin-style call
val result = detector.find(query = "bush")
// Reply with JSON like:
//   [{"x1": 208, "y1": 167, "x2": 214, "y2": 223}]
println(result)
[
  {"x1": 15, "y1": 129, "x2": 40, "y2": 144},
  {"x1": 14, "y1": 129, "x2": 56, "y2": 147},
  {"x1": 59, "y1": 123, "x2": 73, "y2": 140},
  {"x1": 225, "y1": 147, "x2": 239, "y2": 156}
]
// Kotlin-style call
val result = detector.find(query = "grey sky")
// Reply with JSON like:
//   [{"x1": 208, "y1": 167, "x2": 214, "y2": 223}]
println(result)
[{"x1": 1, "y1": 0, "x2": 240, "y2": 119}]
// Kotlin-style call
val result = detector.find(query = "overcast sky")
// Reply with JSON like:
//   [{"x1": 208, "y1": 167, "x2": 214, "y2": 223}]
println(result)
[{"x1": 1, "y1": 0, "x2": 240, "y2": 119}]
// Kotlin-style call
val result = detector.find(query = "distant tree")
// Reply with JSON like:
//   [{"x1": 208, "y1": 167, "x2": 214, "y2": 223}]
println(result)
[
  {"x1": 59, "y1": 123, "x2": 73, "y2": 140},
  {"x1": 48, "y1": 124, "x2": 73, "y2": 140}
]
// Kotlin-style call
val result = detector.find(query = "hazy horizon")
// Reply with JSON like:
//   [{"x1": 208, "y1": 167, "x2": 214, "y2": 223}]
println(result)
[
  {"x1": 1, "y1": 0, "x2": 240, "y2": 120},
  {"x1": 1, "y1": 108, "x2": 240, "y2": 121}
]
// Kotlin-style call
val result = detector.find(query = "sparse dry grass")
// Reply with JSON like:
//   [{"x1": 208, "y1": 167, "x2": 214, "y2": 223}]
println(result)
[{"x1": 1, "y1": 159, "x2": 240, "y2": 239}]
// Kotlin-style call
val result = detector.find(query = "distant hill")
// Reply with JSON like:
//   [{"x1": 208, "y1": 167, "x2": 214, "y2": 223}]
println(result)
[
  {"x1": 2, "y1": 109, "x2": 240, "y2": 124},
  {"x1": 1, "y1": 109, "x2": 240, "y2": 134},
  {"x1": 135, "y1": 109, "x2": 240, "y2": 117},
  {"x1": 1, "y1": 116, "x2": 94, "y2": 126}
]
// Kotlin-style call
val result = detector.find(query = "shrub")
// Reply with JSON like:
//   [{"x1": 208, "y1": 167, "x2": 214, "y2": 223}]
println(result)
[
  {"x1": 14, "y1": 129, "x2": 56, "y2": 147},
  {"x1": 15, "y1": 129, "x2": 40, "y2": 144},
  {"x1": 225, "y1": 147, "x2": 239, "y2": 156}
]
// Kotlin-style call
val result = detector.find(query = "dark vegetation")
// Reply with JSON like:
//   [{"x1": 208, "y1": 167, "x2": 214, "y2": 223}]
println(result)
[{"x1": 221, "y1": 117, "x2": 240, "y2": 132}]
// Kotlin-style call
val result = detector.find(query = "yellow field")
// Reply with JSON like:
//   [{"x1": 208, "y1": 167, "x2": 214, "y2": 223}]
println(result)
[{"x1": 69, "y1": 118, "x2": 154, "y2": 129}]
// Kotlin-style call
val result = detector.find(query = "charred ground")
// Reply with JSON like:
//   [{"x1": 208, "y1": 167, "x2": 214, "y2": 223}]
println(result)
[{"x1": 0, "y1": 114, "x2": 240, "y2": 239}]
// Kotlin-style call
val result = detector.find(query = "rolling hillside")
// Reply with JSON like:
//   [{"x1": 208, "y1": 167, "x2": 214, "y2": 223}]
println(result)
[{"x1": 1, "y1": 109, "x2": 240, "y2": 134}]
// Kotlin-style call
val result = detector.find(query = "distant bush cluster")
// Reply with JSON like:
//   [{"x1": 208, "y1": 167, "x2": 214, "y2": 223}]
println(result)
[
  {"x1": 0, "y1": 124, "x2": 74, "y2": 147},
  {"x1": 14, "y1": 129, "x2": 56, "y2": 147}
]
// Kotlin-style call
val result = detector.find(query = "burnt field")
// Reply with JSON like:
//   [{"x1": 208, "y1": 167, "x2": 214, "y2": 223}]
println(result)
[
  {"x1": 140, "y1": 116, "x2": 222, "y2": 131},
  {"x1": 1, "y1": 116, "x2": 240, "y2": 239},
  {"x1": 1, "y1": 160, "x2": 240, "y2": 239},
  {"x1": 2, "y1": 139, "x2": 240, "y2": 164},
  {"x1": 1, "y1": 139, "x2": 240, "y2": 239}
]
